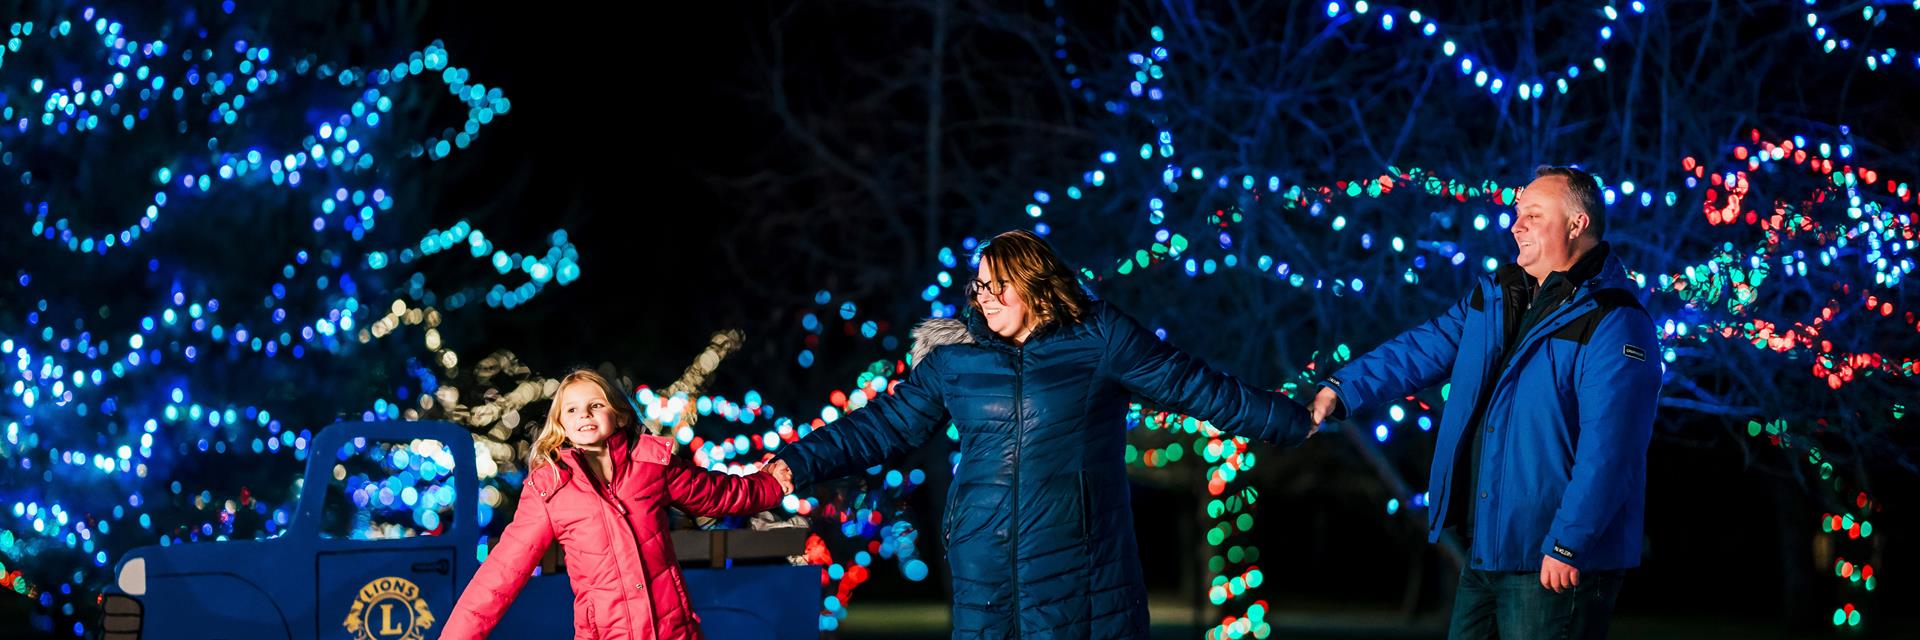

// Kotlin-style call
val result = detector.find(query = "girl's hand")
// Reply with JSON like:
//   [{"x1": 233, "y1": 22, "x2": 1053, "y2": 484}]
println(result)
[{"x1": 765, "y1": 459, "x2": 795, "y2": 493}]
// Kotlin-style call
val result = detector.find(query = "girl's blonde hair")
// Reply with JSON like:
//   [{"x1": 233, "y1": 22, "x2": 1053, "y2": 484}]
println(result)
[{"x1": 528, "y1": 369, "x2": 638, "y2": 471}]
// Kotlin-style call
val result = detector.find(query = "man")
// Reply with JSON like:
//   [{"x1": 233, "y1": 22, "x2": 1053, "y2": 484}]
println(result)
[{"x1": 1311, "y1": 166, "x2": 1662, "y2": 639}]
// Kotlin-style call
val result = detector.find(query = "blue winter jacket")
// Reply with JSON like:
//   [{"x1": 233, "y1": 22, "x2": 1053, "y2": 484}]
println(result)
[
  {"x1": 1323, "y1": 248, "x2": 1661, "y2": 572},
  {"x1": 777, "y1": 301, "x2": 1313, "y2": 638}
]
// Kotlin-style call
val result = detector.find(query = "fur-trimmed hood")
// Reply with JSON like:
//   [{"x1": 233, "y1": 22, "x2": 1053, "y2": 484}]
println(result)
[{"x1": 909, "y1": 317, "x2": 973, "y2": 368}]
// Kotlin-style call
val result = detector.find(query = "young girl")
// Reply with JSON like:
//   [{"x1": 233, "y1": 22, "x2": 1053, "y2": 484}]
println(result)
[{"x1": 442, "y1": 369, "x2": 785, "y2": 639}]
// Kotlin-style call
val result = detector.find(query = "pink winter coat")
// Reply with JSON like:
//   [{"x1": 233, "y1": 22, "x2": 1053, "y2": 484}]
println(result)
[{"x1": 441, "y1": 432, "x2": 785, "y2": 639}]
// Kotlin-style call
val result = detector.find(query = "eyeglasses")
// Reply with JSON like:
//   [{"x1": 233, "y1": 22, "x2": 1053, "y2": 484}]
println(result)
[{"x1": 970, "y1": 279, "x2": 1010, "y2": 298}]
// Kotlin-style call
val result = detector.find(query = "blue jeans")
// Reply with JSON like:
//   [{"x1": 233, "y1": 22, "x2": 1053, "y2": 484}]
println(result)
[{"x1": 1447, "y1": 568, "x2": 1624, "y2": 640}]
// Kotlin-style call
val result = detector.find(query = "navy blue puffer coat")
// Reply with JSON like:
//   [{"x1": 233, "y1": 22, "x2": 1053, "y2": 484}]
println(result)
[{"x1": 777, "y1": 301, "x2": 1313, "y2": 639}]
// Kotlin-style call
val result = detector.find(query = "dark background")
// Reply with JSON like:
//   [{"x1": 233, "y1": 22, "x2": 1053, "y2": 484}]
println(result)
[
  {"x1": 442, "y1": 0, "x2": 1920, "y2": 636},
  {"x1": 1, "y1": 1, "x2": 1915, "y2": 638},
  {"x1": 427, "y1": 1, "x2": 1920, "y2": 636}
]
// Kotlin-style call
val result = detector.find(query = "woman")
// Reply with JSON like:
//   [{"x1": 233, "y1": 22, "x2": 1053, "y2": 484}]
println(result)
[{"x1": 768, "y1": 230, "x2": 1316, "y2": 638}]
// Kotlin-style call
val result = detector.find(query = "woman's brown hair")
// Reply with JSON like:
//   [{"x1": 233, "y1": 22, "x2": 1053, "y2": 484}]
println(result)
[{"x1": 968, "y1": 230, "x2": 1094, "y2": 331}]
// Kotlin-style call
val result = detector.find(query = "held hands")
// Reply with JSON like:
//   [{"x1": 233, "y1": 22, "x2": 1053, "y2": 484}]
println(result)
[
  {"x1": 764, "y1": 459, "x2": 795, "y2": 494},
  {"x1": 1306, "y1": 386, "x2": 1343, "y2": 437}
]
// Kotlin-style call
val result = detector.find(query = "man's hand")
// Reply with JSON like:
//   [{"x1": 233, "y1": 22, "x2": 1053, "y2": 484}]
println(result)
[
  {"x1": 1541, "y1": 555, "x2": 1580, "y2": 593},
  {"x1": 1308, "y1": 386, "x2": 1342, "y2": 436}
]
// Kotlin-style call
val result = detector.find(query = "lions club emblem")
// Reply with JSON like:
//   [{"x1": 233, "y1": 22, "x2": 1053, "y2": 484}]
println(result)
[{"x1": 343, "y1": 576, "x2": 436, "y2": 640}]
